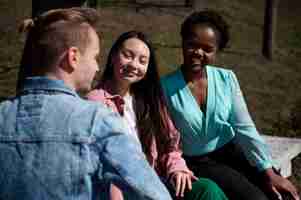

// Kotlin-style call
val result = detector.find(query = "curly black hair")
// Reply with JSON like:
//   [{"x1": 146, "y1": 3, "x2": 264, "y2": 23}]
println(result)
[{"x1": 181, "y1": 10, "x2": 230, "y2": 50}]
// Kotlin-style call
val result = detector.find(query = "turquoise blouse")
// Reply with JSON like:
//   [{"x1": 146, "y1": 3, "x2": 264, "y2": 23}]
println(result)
[{"x1": 160, "y1": 65, "x2": 273, "y2": 171}]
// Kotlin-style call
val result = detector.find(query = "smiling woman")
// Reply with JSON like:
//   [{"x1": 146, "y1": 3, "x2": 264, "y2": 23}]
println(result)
[
  {"x1": 160, "y1": 9, "x2": 299, "y2": 200},
  {"x1": 111, "y1": 37, "x2": 150, "y2": 90},
  {"x1": 86, "y1": 30, "x2": 229, "y2": 200}
]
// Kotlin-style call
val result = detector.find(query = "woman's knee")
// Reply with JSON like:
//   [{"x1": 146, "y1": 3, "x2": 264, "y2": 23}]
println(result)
[{"x1": 184, "y1": 178, "x2": 228, "y2": 200}]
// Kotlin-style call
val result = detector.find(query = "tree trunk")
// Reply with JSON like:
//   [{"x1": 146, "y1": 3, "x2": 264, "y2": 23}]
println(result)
[{"x1": 262, "y1": 0, "x2": 279, "y2": 60}]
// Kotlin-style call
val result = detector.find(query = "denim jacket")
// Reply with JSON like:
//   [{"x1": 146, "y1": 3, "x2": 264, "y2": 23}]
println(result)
[{"x1": 0, "y1": 77, "x2": 172, "y2": 200}]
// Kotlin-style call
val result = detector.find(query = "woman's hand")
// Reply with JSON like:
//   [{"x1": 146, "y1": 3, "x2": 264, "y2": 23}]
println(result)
[
  {"x1": 110, "y1": 183, "x2": 124, "y2": 200},
  {"x1": 170, "y1": 171, "x2": 198, "y2": 197},
  {"x1": 264, "y1": 168, "x2": 299, "y2": 200}
]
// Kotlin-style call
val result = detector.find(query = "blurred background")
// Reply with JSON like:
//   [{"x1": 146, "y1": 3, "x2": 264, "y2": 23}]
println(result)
[{"x1": 0, "y1": 0, "x2": 300, "y2": 191}]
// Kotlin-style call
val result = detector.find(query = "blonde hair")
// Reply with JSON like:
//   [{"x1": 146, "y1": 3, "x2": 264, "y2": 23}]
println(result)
[{"x1": 19, "y1": 7, "x2": 101, "y2": 69}]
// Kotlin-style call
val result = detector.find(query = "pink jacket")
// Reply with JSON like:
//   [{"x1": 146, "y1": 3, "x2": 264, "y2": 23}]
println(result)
[{"x1": 86, "y1": 87, "x2": 192, "y2": 179}]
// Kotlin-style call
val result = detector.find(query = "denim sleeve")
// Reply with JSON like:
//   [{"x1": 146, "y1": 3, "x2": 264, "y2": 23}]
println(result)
[
  {"x1": 228, "y1": 71, "x2": 273, "y2": 171},
  {"x1": 93, "y1": 109, "x2": 172, "y2": 200}
]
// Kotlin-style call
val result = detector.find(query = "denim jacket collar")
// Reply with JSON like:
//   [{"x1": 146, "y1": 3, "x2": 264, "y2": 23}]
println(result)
[{"x1": 20, "y1": 76, "x2": 79, "y2": 98}]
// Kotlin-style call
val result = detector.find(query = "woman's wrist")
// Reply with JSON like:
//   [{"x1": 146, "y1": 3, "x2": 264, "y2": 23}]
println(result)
[{"x1": 262, "y1": 167, "x2": 278, "y2": 180}]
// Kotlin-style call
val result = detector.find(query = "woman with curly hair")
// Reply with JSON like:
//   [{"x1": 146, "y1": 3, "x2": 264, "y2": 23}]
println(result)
[{"x1": 160, "y1": 10, "x2": 299, "y2": 200}]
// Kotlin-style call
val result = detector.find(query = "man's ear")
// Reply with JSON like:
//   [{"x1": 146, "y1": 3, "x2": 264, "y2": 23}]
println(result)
[{"x1": 66, "y1": 46, "x2": 81, "y2": 71}]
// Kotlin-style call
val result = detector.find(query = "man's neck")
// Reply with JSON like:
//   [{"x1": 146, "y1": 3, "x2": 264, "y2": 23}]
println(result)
[{"x1": 45, "y1": 72, "x2": 76, "y2": 91}]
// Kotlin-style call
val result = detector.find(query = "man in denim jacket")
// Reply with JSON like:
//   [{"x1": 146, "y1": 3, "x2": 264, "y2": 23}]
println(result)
[{"x1": 0, "y1": 8, "x2": 171, "y2": 200}]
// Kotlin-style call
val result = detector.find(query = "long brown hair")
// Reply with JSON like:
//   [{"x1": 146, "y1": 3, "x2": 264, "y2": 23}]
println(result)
[{"x1": 100, "y1": 31, "x2": 172, "y2": 157}]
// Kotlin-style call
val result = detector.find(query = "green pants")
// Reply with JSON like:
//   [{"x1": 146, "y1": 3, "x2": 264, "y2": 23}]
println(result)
[
  {"x1": 123, "y1": 177, "x2": 228, "y2": 200},
  {"x1": 183, "y1": 178, "x2": 228, "y2": 200}
]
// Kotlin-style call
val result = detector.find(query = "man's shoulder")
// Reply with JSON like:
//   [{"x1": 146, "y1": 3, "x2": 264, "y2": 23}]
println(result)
[
  {"x1": 44, "y1": 93, "x2": 124, "y2": 138},
  {"x1": 0, "y1": 97, "x2": 18, "y2": 121},
  {"x1": 0, "y1": 100, "x2": 10, "y2": 125},
  {"x1": 0, "y1": 97, "x2": 14, "y2": 108},
  {"x1": 52, "y1": 93, "x2": 113, "y2": 118}
]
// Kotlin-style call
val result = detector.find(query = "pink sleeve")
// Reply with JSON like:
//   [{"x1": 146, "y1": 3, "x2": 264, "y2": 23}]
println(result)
[
  {"x1": 86, "y1": 89, "x2": 120, "y2": 113},
  {"x1": 86, "y1": 90, "x2": 105, "y2": 102},
  {"x1": 158, "y1": 111, "x2": 193, "y2": 179}
]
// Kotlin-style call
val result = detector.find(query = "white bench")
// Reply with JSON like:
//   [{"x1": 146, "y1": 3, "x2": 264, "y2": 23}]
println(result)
[{"x1": 263, "y1": 135, "x2": 301, "y2": 177}]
